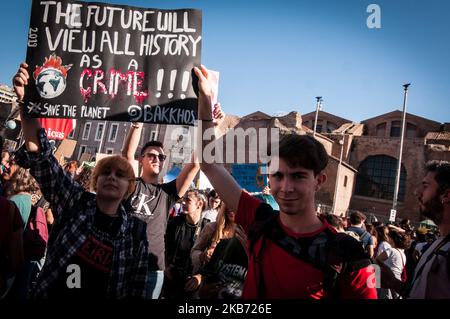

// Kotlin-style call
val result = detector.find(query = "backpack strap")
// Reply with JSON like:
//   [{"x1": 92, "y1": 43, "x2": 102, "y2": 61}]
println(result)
[
  {"x1": 255, "y1": 234, "x2": 268, "y2": 299},
  {"x1": 445, "y1": 247, "x2": 450, "y2": 281},
  {"x1": 359, "y1": 230, "x2": 371, "y2": 246},
  {"x1": 248, "y1": 203, "x2": 279, "y2": 253},
  {"x1": 247, "y1": 203, "x2": 278, "y2": 299},
  {"x1": 252, "y1": 219, "x2": 345, "y2": 298},
  {"x1": 410, "y1": 233, "x2": 450, "y2": 293},
  {"x1": 248, "y1": 204, "x2": 372, "y2": 298}
]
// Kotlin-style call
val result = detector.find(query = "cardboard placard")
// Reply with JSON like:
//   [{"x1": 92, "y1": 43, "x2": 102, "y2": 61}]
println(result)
[
  {"x1": 54, "y1": 138, "x2": 77, "y2": 159},
  {"x1": 24, "y1": 0, "x2": 202, "y2": 126},
  {"x1": 79, "y1": 152, "x2": 92, "y2": 163}
]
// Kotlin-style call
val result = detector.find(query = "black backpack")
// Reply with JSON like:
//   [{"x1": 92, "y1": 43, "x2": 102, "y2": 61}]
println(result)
[{"x1": 248, "y1": 203, "x2": 372, "y2": 298}]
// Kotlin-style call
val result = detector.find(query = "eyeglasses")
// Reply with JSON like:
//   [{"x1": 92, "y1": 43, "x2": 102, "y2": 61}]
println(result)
[{"x1": 142, "y1": 153, "x2": 167, "y2": 162}]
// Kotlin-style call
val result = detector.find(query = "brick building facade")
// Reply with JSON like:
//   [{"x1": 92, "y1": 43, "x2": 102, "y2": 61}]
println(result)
[
  {"x1": 223, "y1": 109, "x2": 449, "y2": 222},
  {"x1": 317, "y1": 110, "x2": 447, "y2": 222}
]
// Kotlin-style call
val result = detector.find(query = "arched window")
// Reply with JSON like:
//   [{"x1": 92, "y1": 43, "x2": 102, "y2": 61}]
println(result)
[
  {"x1": 406, "y1": 123, "x2": 417, "y2": 138},
  {"x1": 390, "y1": 121, "x2": 401, "y2": 137},
  {"x1": 312, "y1": 120, "x2": 323, "y2": 133},
  {"x1": 355, "y1": 155, "x2": 406, "y2": 201},
  {"x1": 376, "y1": 122, "x2": 386, "y2": 137},
  {"x1": 327, "y1": 122, "x2": 337, "y2": 133}
]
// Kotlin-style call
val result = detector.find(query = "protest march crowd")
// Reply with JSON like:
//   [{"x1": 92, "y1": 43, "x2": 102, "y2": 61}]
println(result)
[{"x1": 1, "y1": 63, "x2": 449, "y2": 300}]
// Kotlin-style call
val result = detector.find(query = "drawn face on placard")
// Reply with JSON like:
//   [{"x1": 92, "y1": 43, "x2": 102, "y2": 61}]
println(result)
[{"x1": 33, "y1": 54, "x2": 72, "y2": 99}]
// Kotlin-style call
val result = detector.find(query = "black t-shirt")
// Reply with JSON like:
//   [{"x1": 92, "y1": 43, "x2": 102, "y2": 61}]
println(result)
[
  {"x1": 47, "y1": 210, "x2": 121, "y2": 299},
  {"x1": 165, "y1": 214, "x2": 201, "y2": 279},
  {"x1": 200, "y1": 237, "x2": 248, "y2": 299},
  {"x1": 125, "y1": 178, "x2": 179, "y2": 271}
]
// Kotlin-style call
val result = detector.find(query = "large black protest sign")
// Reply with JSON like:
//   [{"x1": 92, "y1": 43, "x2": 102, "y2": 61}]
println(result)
[{"x1": 24, "y1": 0, "x2": 202, "y2": 125}]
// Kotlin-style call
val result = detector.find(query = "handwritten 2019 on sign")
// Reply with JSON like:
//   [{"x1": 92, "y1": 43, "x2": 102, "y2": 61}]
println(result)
[{"x1": 24, "y1": 0, "x2": 202, "y2": 125}]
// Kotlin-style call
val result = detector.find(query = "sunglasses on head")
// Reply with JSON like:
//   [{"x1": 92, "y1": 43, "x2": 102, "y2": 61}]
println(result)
[{"x1": 142, "y1": 153, "x2": 167, "y2": 161}]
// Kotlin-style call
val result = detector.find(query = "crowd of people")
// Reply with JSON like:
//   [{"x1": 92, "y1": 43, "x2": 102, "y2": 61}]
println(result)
[{"x1": 0, "y1": 63, "x2": 449, "y2": 300}]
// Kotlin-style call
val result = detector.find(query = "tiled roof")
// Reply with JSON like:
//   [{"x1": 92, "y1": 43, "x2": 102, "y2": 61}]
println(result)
[{"x1": 425, "y1": 132, "x2": 450, "y2": 141}]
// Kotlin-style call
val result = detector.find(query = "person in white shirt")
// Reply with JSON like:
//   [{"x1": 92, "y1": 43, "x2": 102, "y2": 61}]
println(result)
[
  {"x1": 376, "y1": 230, "x2": 410, "y2": 299},
  {"x1": 201, "y1": 190, "x2": 222, "y2": 223},
  {"x1": 375, "y1": 225, "x2": 392, "y2": 258}
]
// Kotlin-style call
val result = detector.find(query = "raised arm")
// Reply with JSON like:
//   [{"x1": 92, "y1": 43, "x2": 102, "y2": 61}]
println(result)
[
  {"x1": 175, "y1": 152, "x2": 200, "y2": 197},
  {"x1": 194, "y1": 66, "x2": 242, "y2": 212},
  {"x1": 122, "y1": 122, "x2": 143, "y2": 169},
  {"x1": 12, "y1": 63, "x2": 84, "y2": 215},
  {"x1": 176, "y1": 97, "x2": 226, "y2": 198},
  {"x1": 13, "y1": 63, "x2": 41, "y2": 153}
]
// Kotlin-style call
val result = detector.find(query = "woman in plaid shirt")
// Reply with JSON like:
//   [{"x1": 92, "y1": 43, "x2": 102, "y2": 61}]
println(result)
[{"x1": 12, "y1": 63, "x2": 149, "y2": 299}]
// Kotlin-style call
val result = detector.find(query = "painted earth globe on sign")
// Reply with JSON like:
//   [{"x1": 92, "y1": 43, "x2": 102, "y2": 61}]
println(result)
[
  {"x1": 35, "y1": 68, "x2": 67, "y2": 99},
  {"x1": 33, "y1": 54, "x2": 72, "y2": 100}
]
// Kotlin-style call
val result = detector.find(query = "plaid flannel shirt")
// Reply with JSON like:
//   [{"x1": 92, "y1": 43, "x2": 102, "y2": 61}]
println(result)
[{"x1": 14, "y1": 129, "x2": 149, "y2": 299}]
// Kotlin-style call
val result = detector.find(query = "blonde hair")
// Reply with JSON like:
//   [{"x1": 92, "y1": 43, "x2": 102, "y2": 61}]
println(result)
[
  {"x1": 211, "y1": 203, "x2": 236, "y2": 244},
  {"x1": 91, "y1": 155, "x2": 136, "y2": 199}
]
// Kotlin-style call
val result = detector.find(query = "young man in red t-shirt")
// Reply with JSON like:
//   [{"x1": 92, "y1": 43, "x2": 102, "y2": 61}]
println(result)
[{"x1": 194, "y1": 65, "x2": 377, "y2": 299}]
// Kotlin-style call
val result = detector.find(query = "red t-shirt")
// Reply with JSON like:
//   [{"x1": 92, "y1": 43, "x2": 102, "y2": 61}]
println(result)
[{"x1": 236, "y1": 191, "x2": 377, "y2": 299}]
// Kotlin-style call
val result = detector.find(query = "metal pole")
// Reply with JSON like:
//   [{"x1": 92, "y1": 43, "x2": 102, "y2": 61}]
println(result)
[
  {"x1": 392, "y1": 83, "x2": 411, "y2": 212},
  {"x1": 98, "y1": 120, "x2": 107, "y2": 154},
  {"x1": 155, "y1": 123, "x2": 160, "y2": 141},
  {"x1": 313, "y1": 96, "x2": 322, "y2": 138},
  {"x1": 331, "y1": 134, "x2": 345, "y2": 215}
]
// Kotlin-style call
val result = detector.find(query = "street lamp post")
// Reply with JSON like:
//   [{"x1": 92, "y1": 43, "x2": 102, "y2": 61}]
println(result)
[
  {"x1": 331, "y1": 136, "x2": 345, "y2": 215},
  {"x1": 313, "y1": 96, "x2": 323, "y2": 138},
  {"x1": 391, "y1": 83, "x2": 411, "y2": 221}
]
